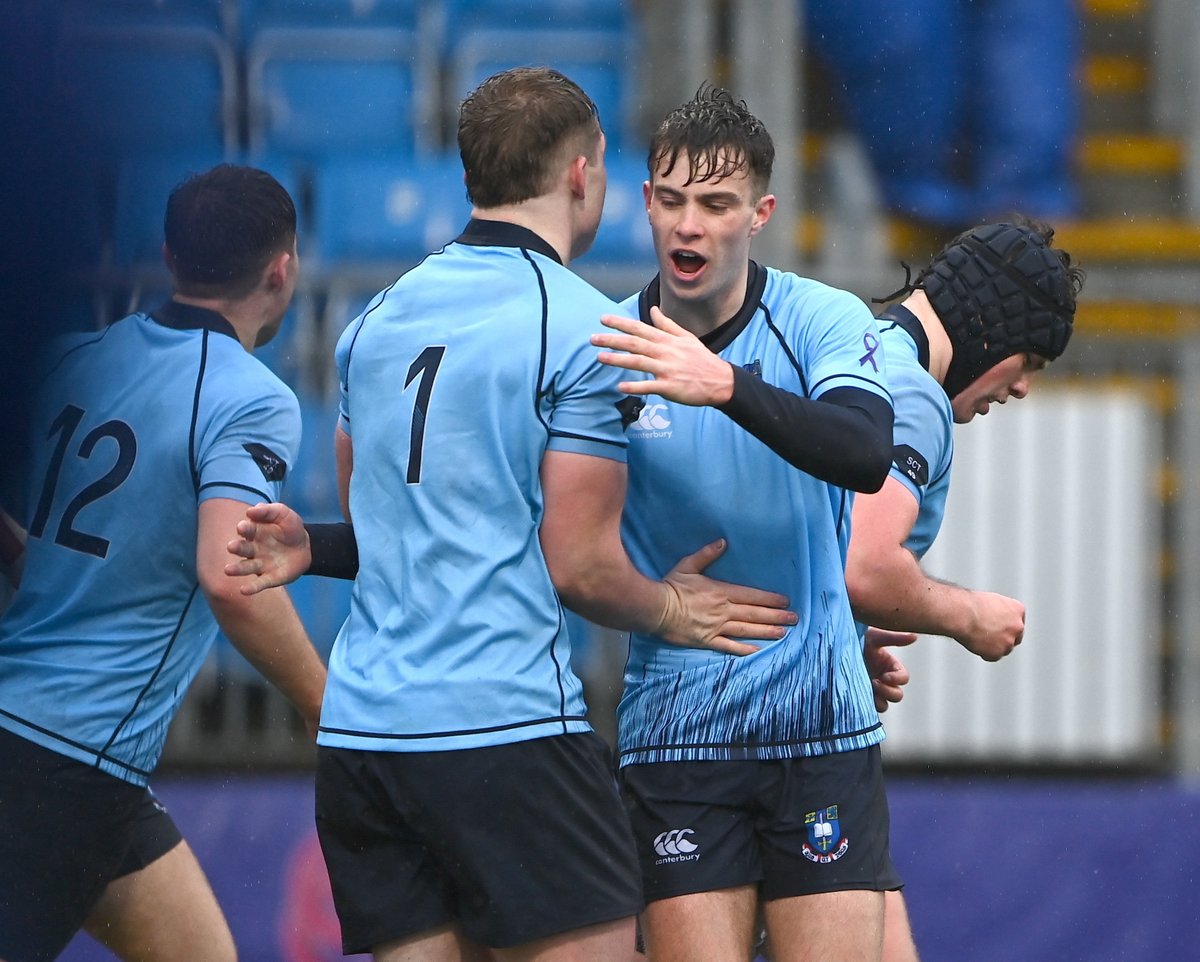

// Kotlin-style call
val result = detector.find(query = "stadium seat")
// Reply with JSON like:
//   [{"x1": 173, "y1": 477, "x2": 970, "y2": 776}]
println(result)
[
  {"x1": 56, "y1": 0, "x2": 229, "y2": 32},
  {"x1": 440, "y1": 0, "x2": 630, "y2": 32},
  {"x1": 238, "y1": 0, "x2": 423, "y2": 30},
  {"x1": 111, "y1": 151, "x2": 305, "y2": 268},
  {"x1": 311, "y1": 152, "x2": 470, "y2": 267},
  {"x1": 53, "y1": 23, "x2": 238, "y2": 166},
  {"x1": 447, "y1": 28, "x2": 637, "y2": 148},
  {"x1": 246, "y1": 26, "x2": 436, "y2": 161},
  {"x1": 577, "y1": 150, "x2": 657, "y2": 270}
]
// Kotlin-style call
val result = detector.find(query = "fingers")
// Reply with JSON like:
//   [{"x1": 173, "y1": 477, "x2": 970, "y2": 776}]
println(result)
[
  {"x1": 648, "y1": 305, "x2": 686, "y2": 335},
  {"x1": 596, "y1": 349, "x2": 654, "y2": 372},
  {"x1": 718, "y1": 621, "x2": 787, "y2": 642},
  {"x1": 223, "y1": 557, "x2": 263, "y2": 577},
  {"x1": 864, "y1": 627, "x2": 919, "y2": 649},
  {"x1": 704, "y1": 636, "x2": 760, "y2": 657},
  {"x1": 243, "y1": 502, "x2": 289, "y2": 524},
  {"x1": 669, "y1": 539, "x2": 727, "y2": 575},
  {"x1": 600, "y1": 313, "x2": 655, "y2": 337},
  {"x1": 718, "y1": 586, "x2": 793, "y2": 611},
  {"x1": 723, "y1": 604, "x2": 797, "y2": 628}
]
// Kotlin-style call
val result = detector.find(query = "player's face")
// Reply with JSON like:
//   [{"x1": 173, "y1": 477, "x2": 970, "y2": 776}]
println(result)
[
  {"x1": 645, "y1": 150, "x2": 775, "y2": 322},
  {"x1": 951, "y1": 352, "x2": 1048, "y2": 423},
  {"x1": 571, "y1": 131, "x2": 608, "y2": 261}
]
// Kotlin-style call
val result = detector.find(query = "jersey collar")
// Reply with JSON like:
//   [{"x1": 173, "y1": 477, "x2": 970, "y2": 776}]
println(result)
[
  {"x1": 150, "y1": 299, "x2": 239, "y2": 342},
  {"x1": 456, "y1": 218, "x2": 562, "y2": 264},
  {"x1": 877, "y1": 304, "x2": 931, "y2": 371},
  {"x1": 637, "y1": 261, "x2": 767, "y2": 353}
]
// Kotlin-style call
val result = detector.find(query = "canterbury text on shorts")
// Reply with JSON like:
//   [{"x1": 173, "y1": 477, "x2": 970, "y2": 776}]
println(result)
[
  {"x1": 619, "y1": 744, "x2": 902, "y2": 902},
  {"x1": 315, "y1": 731, "x2": 643, "y2": 953},
  {"x1": 0, "y1": 726, "x2": 145, "y2": 962}
]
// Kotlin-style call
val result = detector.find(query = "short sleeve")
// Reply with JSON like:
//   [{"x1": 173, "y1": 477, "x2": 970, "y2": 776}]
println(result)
[{"x1": 196, "y1": 379, "x2": 301, "y2": 506}]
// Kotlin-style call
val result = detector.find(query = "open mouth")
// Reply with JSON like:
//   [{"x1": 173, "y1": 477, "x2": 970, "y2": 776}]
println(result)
[{"x1": 670, "y1": 250, "x2": 706, "y2": 276}]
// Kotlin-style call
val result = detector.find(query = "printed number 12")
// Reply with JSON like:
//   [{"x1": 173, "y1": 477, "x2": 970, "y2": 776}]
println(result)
[{"x1": 404, "y1": 346, "x2": 445, "y2": 484}]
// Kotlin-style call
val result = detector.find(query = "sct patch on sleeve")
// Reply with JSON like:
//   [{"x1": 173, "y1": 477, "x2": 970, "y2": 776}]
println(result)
[
  {"x1": 243, "y1": 442, "x2": 287, "y2": 482},
  {"x1": 892, "y1": 443, "x2": 929, "y2": 487},
  {"x1": 197, "y1": 389, "x2": 300, "y2": 506}
]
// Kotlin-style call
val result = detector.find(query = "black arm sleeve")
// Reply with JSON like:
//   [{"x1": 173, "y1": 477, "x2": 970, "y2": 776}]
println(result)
[
  {"x1": 715, "y1": 366, "x2": 894, "y2": 492},
  {"x1": 304, "y1": 522, "x2": 360, "y2": 580}
]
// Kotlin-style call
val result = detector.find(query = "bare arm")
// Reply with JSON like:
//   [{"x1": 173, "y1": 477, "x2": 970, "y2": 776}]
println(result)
[
  {"x1": 846, "y1": 477, "x2": 1024, "y2": 661},
  {"x1": 198, "y1": 498, "x2": 326, "y2": 732},
  {"x1": 335, "y1": 423, "x2": 353, "y2": 523},
  {"x1": 539, "y1": 449, "x2": 795, "y2": 654}
]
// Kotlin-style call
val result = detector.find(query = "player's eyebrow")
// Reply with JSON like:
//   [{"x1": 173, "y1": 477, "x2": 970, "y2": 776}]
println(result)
[{"x1": 654, "y1": 184, "x2": 743, "y2": 205}]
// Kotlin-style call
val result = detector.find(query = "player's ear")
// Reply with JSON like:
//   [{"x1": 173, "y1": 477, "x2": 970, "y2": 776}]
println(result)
[
  {"x1": 161, "y1": 242, "x2": 175, "y2": 274},
  {"x1": 749, "y1": 194, "x2": 777, "y2": 236},
  {"x1": 264, "y1": 249, "x2": 292, "y2": 292},
  {"x1": 568, "y1": 153, "x2": 589, "y2": 200}
]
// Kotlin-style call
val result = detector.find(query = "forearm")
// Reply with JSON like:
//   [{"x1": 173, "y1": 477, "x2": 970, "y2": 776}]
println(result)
[
  {"x1": 208, "y1": 588, "x2": 326, "y2": 727},
  {"x1": 553, "y1": 543, "x2": 675, "y2": 639},
  {"x1": 848, "y1": 551, "x2": 976, "y2": 639},
  {"x1": 717, "y1": 371, "x2": 892, "y2": 491}
]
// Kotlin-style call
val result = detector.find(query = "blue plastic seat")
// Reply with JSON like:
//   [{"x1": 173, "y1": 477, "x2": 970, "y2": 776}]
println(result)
[
  {"x1": 111, "y1": 151, "x2": 305, "y2": 267},
  {"x1": 53, "y1": 23, "x2": 238, "y2": 165},
  {"x1": 312, "y1": 152, "x2": 470, "y2": 267},
  {"x1": 440, "y1": 0, "x2": 630, "y2": 32},
  {"x1": 246, "y1": 26, "x2": 436, "y2": 161},
  {"x1": 448, "y1": 27, "x2": 636, "y2": 148},
  {"x1": 577, "y1": 150, "x2": 656, "y2": 269},
  {"x1": 238, "y1": 0, "x2": 423, "y2": 30}
]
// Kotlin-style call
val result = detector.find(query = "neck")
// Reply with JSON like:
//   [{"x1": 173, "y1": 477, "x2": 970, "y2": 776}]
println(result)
[
  {"x1": 658, "y1": 262, "x2": 752, "y2": 338},
  {"x1": 172, "y1": 293, "x2": 259, "y2": 352},
  {"x1": 473, "y1": 197, "x2": 576, "y2": 265},
  {"x1": 900, "y1": 290, "x2": 953, "y2": 384}
]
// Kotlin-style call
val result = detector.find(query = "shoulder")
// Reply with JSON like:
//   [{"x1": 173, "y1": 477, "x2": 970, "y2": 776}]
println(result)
[
  {"x1": 760, "y1": 268, "x2": 872, "y2": 325},
  {"x1": 205, "y1": 342, "x2": 300, "y2": 420}
]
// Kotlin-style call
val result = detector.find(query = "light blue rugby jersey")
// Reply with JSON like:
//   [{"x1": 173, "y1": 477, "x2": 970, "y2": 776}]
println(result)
[
  {"x1": 0, "y1": 303, "x2": 299, "y2": 786},
  {"x1": 874, "y1": 306, "x2": 954, "y2": 561},
  {"x1": 321, "y1": 219, "x2": 632, "y2": 753},
  {"x1": 616, "y1": 262, "x2": 894, "y2": 765}
]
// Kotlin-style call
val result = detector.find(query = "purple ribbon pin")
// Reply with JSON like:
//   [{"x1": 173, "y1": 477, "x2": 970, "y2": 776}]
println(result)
[{"x1": 859, "y1": 332, "x2": 880, "y2": 371}]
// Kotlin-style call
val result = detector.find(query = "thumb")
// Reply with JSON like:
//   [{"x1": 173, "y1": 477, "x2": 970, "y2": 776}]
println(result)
[
  {"x1": 671, "y1": 538, "x2": 727, "y2": 575},
  {"x1": 865, "y1": 627, "x2": 919, "y2": 649}
]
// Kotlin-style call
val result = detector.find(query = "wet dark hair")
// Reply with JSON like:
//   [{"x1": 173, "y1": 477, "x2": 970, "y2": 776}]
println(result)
[
  {"x1": 164, "y1": 164, "x2": 296, "y2": 299},
  {"x1": 458, "y1": 66, "x2": 601, "y2": 209},
  {"x1": 647, "y1": 83, "x2": 774, "y2": 194}
]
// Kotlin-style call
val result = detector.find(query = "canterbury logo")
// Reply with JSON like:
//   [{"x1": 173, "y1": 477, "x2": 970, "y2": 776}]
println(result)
[
  {"x1": 654, "y1": 828, "x2": 698, "y2": 857},
  {"x1": 634, "y1": 403, "x2": 670, "y2": 431}
]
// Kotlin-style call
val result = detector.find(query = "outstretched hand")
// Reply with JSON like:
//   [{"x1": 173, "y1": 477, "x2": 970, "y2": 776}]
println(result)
[
  {"x1": 863, "y1": 627, "x2": 917, "y2": 713},
  {"x1": 224, "y1": 502, "x2": 312, "y2": 595},
  {"x1": 592, "y1": 307, "x2": 736, "y2": 406},
  {"x1": 656, "y1": 538, "x2": 797, "y2": 656}
]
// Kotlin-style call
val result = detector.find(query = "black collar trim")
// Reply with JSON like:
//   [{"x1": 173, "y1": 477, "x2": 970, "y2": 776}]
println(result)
[
  {"x1": 456, "y1": 218, "x2": 562, "y2": 264},
  {"x1": 149, "y1": 300, "x2": 239, "y2": 342},
  {"x1": 637, "y1": 261, "x2": 767, "y2": 353},
  {"x1": 878, "y1": 304, "x2": 930, "y2": 372}
]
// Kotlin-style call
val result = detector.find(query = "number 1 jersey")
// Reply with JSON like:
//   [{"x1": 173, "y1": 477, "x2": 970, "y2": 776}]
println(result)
[{"x1": 321, "y1": 220, "x2": 631, "y2": 753}]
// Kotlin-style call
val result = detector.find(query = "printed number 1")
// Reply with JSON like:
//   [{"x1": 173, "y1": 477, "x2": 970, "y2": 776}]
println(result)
[{"x1": 404, "y1": 346, "x2": 445, "y2": 484}]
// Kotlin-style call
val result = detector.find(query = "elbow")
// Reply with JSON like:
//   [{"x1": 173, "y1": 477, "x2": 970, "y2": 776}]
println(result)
[{"x1": 846, "y1": 442, "x2": 892, "y2": 494}]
